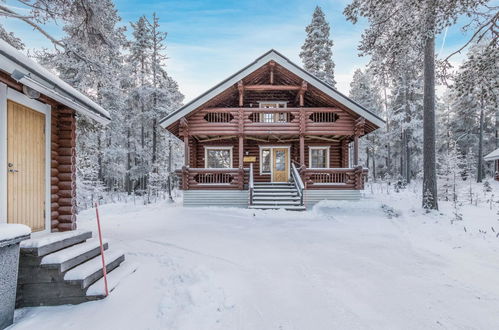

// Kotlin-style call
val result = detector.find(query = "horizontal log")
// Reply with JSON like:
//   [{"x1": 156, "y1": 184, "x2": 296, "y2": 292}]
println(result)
[
  {"x1": 51, "y1": 168, "x2": 59, "y2": 177},
  {"x1": 51, "y1": 194, "x2": 59, "y2": 202},
  {"x1": 51, "y1": 186, "x2": 59, "y2": 194},
  {"x1": 57, "y1": 156, "x2": 73, "y2": 165},
  {"x1": 58, "y1": 173, "x2": 73, "y2": 181},
  {"x1": 51, "y1": 160, "x2": 58, "y2": 168},
  {"x1": 57, "y1": 223, "x2": 76, "y2": 231},
  {"x1": 51, "y1": 211, "x2": 59, "y2": 219},
  {"x1": 58, "y1": 131, "x2": 74, "y2": 139},
  {"x1": 57, "y1": 139, "x2": 75, "y2": 148},
  {"x1": 51, "y1": 220, "x2": 59, "y2": 229},
  {"x1": 58, "y1": 214, "x2": 76, "y2": 223},
  {"x1": 58, "y1": 197, "x2": 75, "y2": 207},
  {"x1": 58, "y1": 147, "x2": 74, "y2": 156},
  {"x1": 58, "y1": 182, "x2": 74, "y2": 191},
  {"x1": 58, "y1": 206, "x2": 75, "y2": 215},
  {"x1": 51, "y1": 177, "x2": 59, "y2": 185},
  {"x1": 58, "y1": 165, "x2": 75, "y2": 173},
  {"x1": 244, "y1": 84, "x2": 301, "y2": 91},
  {"x1": 51, "y1": 202, "x2": 59, "y2": 211}
]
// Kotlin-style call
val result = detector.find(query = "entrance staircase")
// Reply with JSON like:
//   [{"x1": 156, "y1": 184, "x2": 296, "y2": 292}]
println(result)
[
  {"x1": 16, "y1": 230, "x2": 136, "y2": 307},
  {"x1": 249, "y1": 182, "x2": 306, "y2": 210}
]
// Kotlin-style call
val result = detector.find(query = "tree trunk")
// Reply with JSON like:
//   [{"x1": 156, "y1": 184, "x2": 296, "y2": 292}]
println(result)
[
  {"x1": 422, "y1": 35, "x2": 438, "y2": 210},
  {"x1": 477, "y1": 104, "x2": 484, "y2": 183}
]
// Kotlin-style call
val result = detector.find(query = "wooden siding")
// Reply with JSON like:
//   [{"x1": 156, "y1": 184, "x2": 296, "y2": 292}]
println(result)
[{"x1": 183, "y1": 190, "x2": 248, "y2": 208}]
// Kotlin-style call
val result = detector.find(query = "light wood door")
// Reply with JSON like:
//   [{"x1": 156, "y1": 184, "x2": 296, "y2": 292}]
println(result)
[
  {"x1": 272, "y1": 148, "x2": 289, "y2": 182},
  {"x1": 7, "y1": 100, "x2": 46, "y2": 232}
]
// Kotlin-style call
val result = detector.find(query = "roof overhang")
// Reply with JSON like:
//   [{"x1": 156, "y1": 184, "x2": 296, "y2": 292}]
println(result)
[
  {"x1": 0, "y1": 40, "x2": 111, "y2": 125},
  {"x1": 485, "y1": 148, "x2": 499, "y2": 161},
  {"x1": 160, "y1": 49, "x2": 385, "y2": 129}
]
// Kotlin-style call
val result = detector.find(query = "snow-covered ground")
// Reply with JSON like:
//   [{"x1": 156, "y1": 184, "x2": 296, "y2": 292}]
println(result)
[{"x1": 10, "y1": 180, "x2": 499, "y2": 330}]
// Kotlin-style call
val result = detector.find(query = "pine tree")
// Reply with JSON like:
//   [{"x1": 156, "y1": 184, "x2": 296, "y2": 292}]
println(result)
[{"x1": 300, "y1": 6, "x2": 336, "y2": 88}]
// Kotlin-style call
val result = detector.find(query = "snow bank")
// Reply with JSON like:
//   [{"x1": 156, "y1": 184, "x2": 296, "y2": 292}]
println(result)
[{"x1": 0, "y1": 224, "x2": 30, "y2": 241}]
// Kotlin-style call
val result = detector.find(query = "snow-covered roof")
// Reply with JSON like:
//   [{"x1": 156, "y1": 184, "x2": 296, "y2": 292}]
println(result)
[
  {"x1": 0, "y1": 40, "x2": 110, "y2": 125},
  {"x1": 159, "y1": 49, "x2": 385, "y2": 129},
  {"x1": 485, "y1": 148, "x2": 499, "y2": 161}
]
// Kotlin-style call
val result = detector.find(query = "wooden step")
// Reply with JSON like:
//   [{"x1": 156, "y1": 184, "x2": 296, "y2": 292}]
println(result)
[
  {"x1": 20, "y1": 230, "x2": 92, "y2": 257},
  {"x1": 253, "y1": 196, "x2": 301, "y2": 201},
  {"x1": 41, "y1": 239, "x2": 109, "y2": 272},
  {"x1": 64, "y1": 250, "x2": 125, "y2": 289}
]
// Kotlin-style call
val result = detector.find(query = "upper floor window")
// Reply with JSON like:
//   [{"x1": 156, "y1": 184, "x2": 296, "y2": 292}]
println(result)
[{"x1": 258, "y1": 101, "x2": 287, "y2": 109}]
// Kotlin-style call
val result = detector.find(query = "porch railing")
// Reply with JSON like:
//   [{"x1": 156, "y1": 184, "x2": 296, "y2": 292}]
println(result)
[
  {"x1": 249, "y1": 163, "x2": 254, "y2": 205},
  {"x1": 177, "y1": 166, "x2": 247, "y2": 190},
  {"x1": 291, "y1": 163, "x2": 304, "y2": 205},
  {"x1": 301, "y1": 166, "x2": 366, "y2": 190}
]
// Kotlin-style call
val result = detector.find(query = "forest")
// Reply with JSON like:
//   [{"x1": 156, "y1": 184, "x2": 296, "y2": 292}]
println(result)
[{"x1": 0, "y1": 0, "x2": 497, "y2": 211}]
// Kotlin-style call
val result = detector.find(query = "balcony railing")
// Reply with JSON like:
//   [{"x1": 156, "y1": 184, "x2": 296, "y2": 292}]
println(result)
[
  {"x1": 177, "y1": 166, "x2": 247, "y2": 190},
  {"x1": 301, "y1": 166, "x2": 366, "y2": 190}
]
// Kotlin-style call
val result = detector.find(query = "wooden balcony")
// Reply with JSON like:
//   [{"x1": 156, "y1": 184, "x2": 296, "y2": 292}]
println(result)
[{"x1": 184, "y1": 107, "x2": 356, "y2": 137}]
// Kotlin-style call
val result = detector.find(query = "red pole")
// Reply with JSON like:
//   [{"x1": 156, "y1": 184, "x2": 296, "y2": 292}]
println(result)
[{"x1": 95, "y1": 202, "x2": 109, "y2": 296}]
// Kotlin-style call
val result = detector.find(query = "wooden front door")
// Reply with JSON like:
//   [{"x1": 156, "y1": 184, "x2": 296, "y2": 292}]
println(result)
[
  {"x1": 7, "y1": 100, "x2": 46, "y2": 232},
  {"x1": 272, "y1": 148, "x2": 289, "y2": 182}
]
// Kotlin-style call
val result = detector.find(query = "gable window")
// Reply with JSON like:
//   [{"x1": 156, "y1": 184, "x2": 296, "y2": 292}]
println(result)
[
  {"x1": 260, "y1": 148, "x2": 271, "y2": 174},
  {"x1": 257, "y1": 101, "x2": 288, "y2": 123},
  {"x1": 205, "y1": 147, "x2": 233, "y2": 168},
  {"x1": 309, "y1": 147, "x2": 330, "y2": 168}
]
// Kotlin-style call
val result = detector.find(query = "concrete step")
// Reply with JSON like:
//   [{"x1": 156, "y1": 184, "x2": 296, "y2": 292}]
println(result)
[
  {"x1": 253, "y1": 188, "x2": 298, "y2": 193},
  {"x1": 249, "y1": 205, "x2": 306, "y2": 211},
  {"x1": 252, "y1": 201, "x2": 302, "y2": 206},
  {"x1": 254, "y1": 182, "x2": 293, "y2": 186},
  {"x1": 41, "y1": 239, "x2": 109, "y2": 272},
  {"x1": 64, "y1": 249, "x2": 125, "y2": 289},
  {"x1": 20, "y1": 230, "x2": 92, "y2": 257},
  {"x1": 253, "y1": 196, "x2": 301, "y2": 201}
]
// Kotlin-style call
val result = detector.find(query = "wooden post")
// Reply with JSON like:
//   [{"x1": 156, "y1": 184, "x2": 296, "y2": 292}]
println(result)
[
  {"x1": 300, "y1": 135, "x2": 305, "y2": 166},
  {"x1": 269, "y1": 61, "x2": 275, "y2": 84},
  {"x1": 184, "y1": 135, "x2": 189, "y2": 166},
  {"x1": 239, "y1": 135, "x2": 244, "y2": 168},
  {"x1": 353, "y1": 135, "x2": 359, "y2": 166},
  {"x1": 238, "y1": 80, "x2": 244, "y2": 107}
]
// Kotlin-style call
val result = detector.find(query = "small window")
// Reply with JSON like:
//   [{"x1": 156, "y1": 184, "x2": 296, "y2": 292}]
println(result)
[
  {"x1": 261, "y1": 148, "x2": 271, "y2": 174},
  {"x1": 205, "y1": 147, "x2": 233, "y2": 168},
  {"x1": 310, "y1": 147, "x2": 329, "y2": 168}
]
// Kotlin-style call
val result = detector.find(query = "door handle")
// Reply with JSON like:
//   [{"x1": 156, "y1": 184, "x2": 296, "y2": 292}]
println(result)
[{"x1": 8, "y1": 169, "x2": 18, "y2": 173}]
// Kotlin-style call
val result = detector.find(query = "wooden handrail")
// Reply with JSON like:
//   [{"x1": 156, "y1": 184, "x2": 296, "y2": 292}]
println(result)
[
  {"x1": 176, "y1": 167, "x2": 248, "y2": 190},
  {"x1": 249, "y1": 163, "x2": 254, "y2": 205},
  {"x1": 291, "y1": 163, "x2": 304, "y2": 205},
  {"x1": 302, "y1": 166, "x2": 366, "y2": 190}
]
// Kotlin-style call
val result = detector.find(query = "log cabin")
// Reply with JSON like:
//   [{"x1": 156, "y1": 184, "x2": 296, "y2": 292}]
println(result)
[
  {"x1": 161, "y1": 50, "x2": 384, "y2": 210},
  {"x1": 485, "y1": 148, "x2": 499, "y2": 181},
  {"x1": 0, "y1": 40, "x2": 111, "y2": 233}
]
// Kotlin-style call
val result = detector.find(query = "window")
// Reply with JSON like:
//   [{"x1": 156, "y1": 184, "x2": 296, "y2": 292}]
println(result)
[
  {"x1": 205, "y1": 147, "x2": 233, "y2": 168},
  {"x1": 256, "y1": 101, "x2": 289, "y2": 123},
  {"x1": 309, "y1": 147, "x2": 329, "y2": 168},
  {"x1": 261, "y1": 148, "x2": 271, "y2": 174},
  {"x1": 258, "y1": 102, "x2": 287, "y2": 109}
]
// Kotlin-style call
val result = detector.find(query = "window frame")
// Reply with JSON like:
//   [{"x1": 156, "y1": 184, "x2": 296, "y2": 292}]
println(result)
[
  {"x1": 257, "y1": 101, "x2": 287, "y2": 109},
  {"x1": 309, "y1": 146, "x2": 330, "y2": 169},
  {"x1": 204, "y1": 146, "x2": 233, "y2": 169}
]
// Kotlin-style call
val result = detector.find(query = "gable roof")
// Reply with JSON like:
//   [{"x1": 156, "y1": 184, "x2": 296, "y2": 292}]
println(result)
[
  {"x1": 160, "y1": 49, "x2": 385, "y2": 129},
  {"x1": 0, "y1": 40, "x2": 110, "y2": 125},
  {"x1": 485, "y1": 148, "x2": 499, "y2": 161}
]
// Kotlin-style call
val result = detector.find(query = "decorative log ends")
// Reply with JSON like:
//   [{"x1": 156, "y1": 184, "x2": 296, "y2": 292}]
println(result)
[
  {"x1": 50, "y1": 107, "x2": 76, "y2": 232},
  {"x1": 237, "y1": 80, "x2": 244, "y2": 107},
  {"x1": 295, "y1": 81, "x2": 308, "y2": 107},
  {"x1": 269, "y1": 61, "x2": 275, "y2": 85}
]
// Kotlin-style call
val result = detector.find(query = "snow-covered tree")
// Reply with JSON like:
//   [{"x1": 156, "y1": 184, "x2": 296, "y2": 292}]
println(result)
[
  {"x1": 300, "y1": 6, "x2": 336, "y2": 88},
  {"x1": 0, "y1": 25, "x2": 24, "y2": 49}
]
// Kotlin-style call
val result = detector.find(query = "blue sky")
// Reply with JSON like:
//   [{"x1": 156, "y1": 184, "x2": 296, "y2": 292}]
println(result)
[{"x1": 3, "y1": 0, "x2": 476, "y2": 101}]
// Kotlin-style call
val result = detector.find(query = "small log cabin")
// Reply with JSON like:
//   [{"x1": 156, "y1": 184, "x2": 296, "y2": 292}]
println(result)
[
  {"x1": 0, "y1": 40, "x2": 110, "y2": 233},
  {"x1": 160, "y1": 50, "x2": 384, "y2": 209},
  {"x1": 485, "y1": 148, "x2": 499, "y2": 181}
]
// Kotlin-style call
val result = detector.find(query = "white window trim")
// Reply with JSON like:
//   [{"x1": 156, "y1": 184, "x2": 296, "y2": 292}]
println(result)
[
  {"x1": 204, "y1": 146, "x2": 233, "y2": 168},
  {"x1": 309, "y1": 146, "x2": 330, "y2": 169},
  {"x1": 258, "y1": 145, "x2": 291, "y2": 180},
  {"x1": 0, "y1": 84, "x2": 51, "y2": 235},
  {"x1": 257, "y1": 101, "x2": 288, "y2": 108}
]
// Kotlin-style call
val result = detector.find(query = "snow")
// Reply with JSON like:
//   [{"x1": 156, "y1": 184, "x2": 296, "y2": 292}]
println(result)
[
  {"x1": 484, "y1": 147, "x2": 499, "y2": 161},
  {"x1": 11, "y1": 181, "x2": 499, "y2": 329},
  {"x1": 20, "y1": 230, "x2": 89, "y2": 249},
  {"x1": 0, "y1": 224, "x2": 30, "y2": 241},
  {"x1": 41, "y1": 239, "x2": 108, "y2": 265},
  {"x1": 86, "y1": 262, "x2": 138, "y2": 296}
]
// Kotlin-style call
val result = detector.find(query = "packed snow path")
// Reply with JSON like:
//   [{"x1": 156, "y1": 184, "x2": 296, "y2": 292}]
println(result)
[{"x1": 12, "y1": 191, "x2": 499, "y2": 329}]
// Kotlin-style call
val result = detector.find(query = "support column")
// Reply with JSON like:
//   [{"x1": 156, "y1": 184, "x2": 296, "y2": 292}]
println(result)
[
  {"x1": 184, "y1": 135, "x2": 189, "y2": 166},
  {"x1": 300, "y1": 135, "x2": 305, "y2": 166},
  {"x1": 238, "y1": 135, "x2": 244, "y2": 168},
  {"x1": 353, "y1": 135, "x2": 359, "y2": 166}
]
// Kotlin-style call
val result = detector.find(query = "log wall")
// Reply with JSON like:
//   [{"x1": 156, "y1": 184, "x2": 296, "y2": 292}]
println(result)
[{"x1": 50, "y1": 107, "x2": 77, "y2": 232}]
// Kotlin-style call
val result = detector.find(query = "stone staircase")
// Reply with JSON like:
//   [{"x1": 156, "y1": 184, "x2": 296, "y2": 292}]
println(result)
[
  {"x1": 249, "y1": 182, "x2": 306, "y2": 211},
  {"x1": 16, "y1": 230, "x2": 136, "y2": 307}
]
